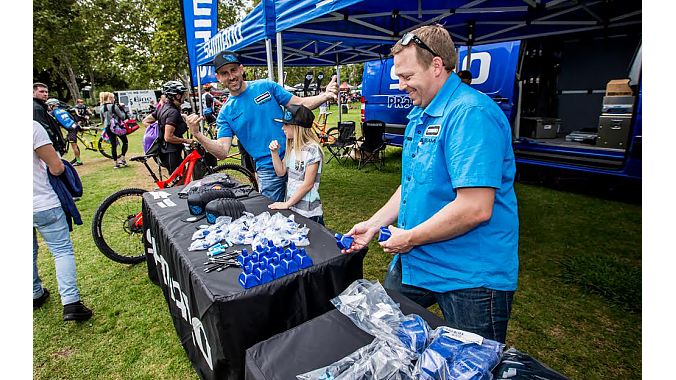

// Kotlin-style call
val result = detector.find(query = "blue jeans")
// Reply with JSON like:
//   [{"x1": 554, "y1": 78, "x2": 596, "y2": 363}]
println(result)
[
  {"x1": 384, "y1": 257, "x2": 513, "y2": 343},
  {"x1": 33, "y1": 207, "x2": 81, "y2": 305},
  {"x1": 257, "y1": 167, "x2": 287, "y2": 202}
]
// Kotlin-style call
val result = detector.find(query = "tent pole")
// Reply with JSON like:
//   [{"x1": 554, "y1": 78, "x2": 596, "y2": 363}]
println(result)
[
  {"x1": 196, "y1": 66, "x2": 203, "y2": 134},
  {"x1": 336, "y1": 63, "x2": 342, "y2": 123},
  {"x1": 276, "y1": 33, "x2": 284, "y2": 85},
  {"x1": 265, "y1": 39, "x2": 275, "y2": 81},
  {"x1": 465, "y1": 45, "x2": 472, "y2": 70}
]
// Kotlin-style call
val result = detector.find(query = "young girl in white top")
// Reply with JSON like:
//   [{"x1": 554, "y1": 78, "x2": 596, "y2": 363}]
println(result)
[{"x1": 268, "y1": 104, "x2": 325, "y2": 225}]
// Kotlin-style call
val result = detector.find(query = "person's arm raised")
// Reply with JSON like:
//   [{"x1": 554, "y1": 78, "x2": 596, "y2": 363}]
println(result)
[
  {"x1": 286, "y1": 75, "x2": 339, "y2": 110},
  {"x1": 186, "y1": 114, "x2": 232, "y2": 159}
]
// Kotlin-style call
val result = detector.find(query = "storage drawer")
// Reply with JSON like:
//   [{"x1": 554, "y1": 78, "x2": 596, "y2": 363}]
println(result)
[
  {"x1": 520, "y1": 117, "x2": 560, "y2": 139},
  {"x1": 598, "y1": 114, "x2": 632, "y2": 149}
]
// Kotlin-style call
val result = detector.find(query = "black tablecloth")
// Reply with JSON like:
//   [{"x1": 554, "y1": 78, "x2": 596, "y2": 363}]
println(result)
[
  {"x1": 244, "y1": 289, "x2": 448, "y2": 380},
  {"x1": 142, "y1": 186, "x2": 366, "y2": 379}
]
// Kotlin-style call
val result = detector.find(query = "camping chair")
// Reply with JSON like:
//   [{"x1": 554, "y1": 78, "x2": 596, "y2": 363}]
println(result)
[
  {"x1": 356, "y1": 121, "x2": 386, "y2": 170},
  {"x1": 325, "y1": 122, "x2": 357, "y2": 165}
]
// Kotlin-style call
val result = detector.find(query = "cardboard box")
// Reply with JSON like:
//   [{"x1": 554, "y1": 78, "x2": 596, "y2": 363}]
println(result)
[{"x1": 605, "y1": 79, "x2": 632, "y2": 96}]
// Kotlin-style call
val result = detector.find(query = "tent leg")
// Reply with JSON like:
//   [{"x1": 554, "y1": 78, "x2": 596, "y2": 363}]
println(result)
[
  {"x1": 266, "y1": 39, "x2": 275, "y2": 81},
  {"x1": 276, "y1": 33, "x2": 284, "y2": 85},
  {"x1": 336, "y1": 64, "x2": 341, "y2": 124}
]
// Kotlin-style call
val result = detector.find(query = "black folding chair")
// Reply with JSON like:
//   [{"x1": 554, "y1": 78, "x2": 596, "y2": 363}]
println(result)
[
  {"x1": 326, "y1": 122, "x2": 357, "y2": 165},
  {"x1": 356, "y1": 121, "x2": 386, "y2": 170}
]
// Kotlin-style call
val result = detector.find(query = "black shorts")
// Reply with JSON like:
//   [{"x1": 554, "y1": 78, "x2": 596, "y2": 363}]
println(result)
[{"x1": 66, "y1": 128, "x2": 79, "y2": 143}]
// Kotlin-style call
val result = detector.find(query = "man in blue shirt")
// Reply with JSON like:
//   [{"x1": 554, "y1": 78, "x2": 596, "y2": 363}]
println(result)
[
  {"x1": 343, "y1": 25, "x2": 519, "y2": 343},
  {"x1": 187, "y1": 50, "x2": 339, "y2": 201}
]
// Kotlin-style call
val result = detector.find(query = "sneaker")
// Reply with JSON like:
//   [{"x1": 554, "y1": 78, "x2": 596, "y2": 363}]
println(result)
[
  {"x1": 120, "y1": 159, "x2": 127, "y2": 167},
  {"x1": 63, "y1": 301, "x2": 93, "y2": 321},
  {"x1": 114, "y1": 163, "x2": 121, "y2": 169},
  {"x1": 73, "y1": 161, "x2": 83, "y2": 166},
  {"x1": 33, "y1": 288, "x2": 50, "y2": 310}
]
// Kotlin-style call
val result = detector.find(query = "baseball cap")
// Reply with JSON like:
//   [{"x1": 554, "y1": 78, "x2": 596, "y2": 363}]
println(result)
[
  {"x1": 273, "y1": 104, "x2": 315, "y2": 128},
  {"x1": 213, "y1": 50, "x2": 241, "y2": 72}
]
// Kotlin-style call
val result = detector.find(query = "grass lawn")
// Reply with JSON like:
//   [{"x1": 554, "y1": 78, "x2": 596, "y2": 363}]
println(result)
[{"x1": 33, "y1": 107, "x2": 641, "y2": 379}]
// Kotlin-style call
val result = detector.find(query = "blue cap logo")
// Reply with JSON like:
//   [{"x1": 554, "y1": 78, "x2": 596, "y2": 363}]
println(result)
[
  {"x1": 223, "y1": 53, "x2": 237, "y2": 62},
  {"x1": 284, "y1": 110, "x2": 293, "y2": 122}
]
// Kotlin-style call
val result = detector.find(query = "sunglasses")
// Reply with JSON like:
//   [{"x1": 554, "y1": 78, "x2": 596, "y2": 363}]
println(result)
[{"x1": 400, "y1": 32, "x2": 441, "y2": 59}]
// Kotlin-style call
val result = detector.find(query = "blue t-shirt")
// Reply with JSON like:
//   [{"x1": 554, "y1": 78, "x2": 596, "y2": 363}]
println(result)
[
  {"x1": 396, "y1": 73, "x2": 519, "y2": 293},
  {"x1": 52, "y1": 108, "x2": 76, "y2": 130},
  {"x1": 216, "y1": 80, "x2": 293, "y2": 170}
]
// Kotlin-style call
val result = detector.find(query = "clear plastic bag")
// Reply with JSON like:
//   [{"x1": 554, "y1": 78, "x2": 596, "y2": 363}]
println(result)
[
  {"x1": 416, "y1": 326, "x2": 504, "y2": 380},
  {"x1": 330, "y1": 279, "x2": 431, "y2": 354},
  {"x1": 296, "y1": 339, "x2": 417, "y2": 380}
]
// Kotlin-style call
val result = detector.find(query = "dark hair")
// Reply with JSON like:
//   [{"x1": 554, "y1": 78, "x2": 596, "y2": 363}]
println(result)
[
  {"x1": 457, "y1": 70, "x2": 472, "y2": 81},
  {"x1": 33, "y1": 82, "x2": 48, "y2": 91}
]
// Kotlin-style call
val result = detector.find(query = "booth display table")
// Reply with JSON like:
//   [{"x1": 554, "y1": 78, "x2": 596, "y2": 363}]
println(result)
[
  {"x1": 244, "y1": 289, "x2": 447, "y2": 379},
  {"x1": 142, "y1": 186, "x2": 365, "y2": 379}
]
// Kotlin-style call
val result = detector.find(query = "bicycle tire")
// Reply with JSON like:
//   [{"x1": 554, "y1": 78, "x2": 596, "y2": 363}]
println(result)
[
  {"x1": 210, "y1": 163, "x2": 258, "y2": 192},
  {"x1": 92, "y1": 188, "x2": 147, "y2": 264},
  {"x1": 97, "y1": 136, "x2": 114, "y2": 159},
  {"x1": 326, "y1": 127, "x2": 340, "y2": 145}
]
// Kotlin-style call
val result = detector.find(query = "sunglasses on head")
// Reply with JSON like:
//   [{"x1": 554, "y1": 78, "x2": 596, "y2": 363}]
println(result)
[{"x1": 400, "y1": 32, "x2": 441, "y2": 59}]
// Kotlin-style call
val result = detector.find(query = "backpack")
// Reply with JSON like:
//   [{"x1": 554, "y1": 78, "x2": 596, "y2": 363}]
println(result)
[
  {"x1": 143, "y1": 121, "x2": 161, "y2": 155},
  {"x1": 106, "y1": 104, "x2": 127, "y2": 136},
  {"x1": 52, "y1": 108, "x2": 76, "y2": 130}
]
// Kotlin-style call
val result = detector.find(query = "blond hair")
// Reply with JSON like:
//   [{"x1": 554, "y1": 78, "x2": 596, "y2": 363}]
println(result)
[
  {"x1": 285, "y1": 125, "x2": 324, "y2": 163},
  {"x1": 391, "y1": 24, "x2": 456, "y2": 72},
  {"x1": 99, "y1": 91, "x2": 114, "y2": 105}
]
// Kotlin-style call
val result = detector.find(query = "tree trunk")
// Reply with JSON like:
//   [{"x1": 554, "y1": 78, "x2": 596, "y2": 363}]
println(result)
[{"x1": 89, "y1": 70, "x2": 96, "y2": 104}]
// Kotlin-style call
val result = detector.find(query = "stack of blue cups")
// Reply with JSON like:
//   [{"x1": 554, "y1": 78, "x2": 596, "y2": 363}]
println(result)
[{"x1": 237, "y1": 240, "x2": 313, "y2": 289}]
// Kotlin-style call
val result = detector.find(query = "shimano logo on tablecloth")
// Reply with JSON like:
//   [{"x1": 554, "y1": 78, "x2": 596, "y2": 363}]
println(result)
[{"x1": 146, "y1": 229, "x2": 213, "y2": 371}]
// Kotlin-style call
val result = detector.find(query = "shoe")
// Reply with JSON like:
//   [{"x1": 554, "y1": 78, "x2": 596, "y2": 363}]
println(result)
[
  {"x1": 114, "y1": 163, "x2": 121, "y2": 169},
  {"x1": 119, "y1": 157, "x2": 127, "y2": 167},
  {"x1": 63, "y1": 301, "x2": 93, "y2": 321},
  {"x1": 33, "y1": 288, "x2": 50, "y2": 310},
  {"x1": 73, "y1": 161, "x2": 83, "y2": 166},
  {"x1": 69, "y1": 158, "x2": 77, "y2": 164}
]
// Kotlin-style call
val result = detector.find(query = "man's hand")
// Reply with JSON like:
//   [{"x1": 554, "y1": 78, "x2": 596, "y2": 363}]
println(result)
[
  {"x1": 379, "y1": 225, "x2": 415, "y2": 255},
  {"x1": 341, "y1": 221, "x2": 379, "y2": 254},
  {"x1": 324, "y1": 75, "x2": 338, "y2": 101},
  {"x1": 186, "y1": 114, "x2": 203, "y2": 135},
  {"x1": 269, "y1": 140, "x2": 280, "y2": 153},
  {"x1": 268, "y1": 202, "x2": 289, "y2": 210}
]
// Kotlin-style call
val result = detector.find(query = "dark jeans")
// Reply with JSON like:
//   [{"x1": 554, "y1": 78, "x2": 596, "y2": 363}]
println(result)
[
  {"x1": 107, "y1": 127, "x2": 128, "y2": 161},
  {"x1": 384, "y1": 257, "x2": 514, "y2": 343},
  {"x1": 308, "y1": 215, "x2": 324, "y2": 226}
]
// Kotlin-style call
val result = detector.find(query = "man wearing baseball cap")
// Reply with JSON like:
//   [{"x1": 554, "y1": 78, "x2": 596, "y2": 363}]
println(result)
[{"x1": 187, "y1": 50, "x2": 339, "y2": 202}]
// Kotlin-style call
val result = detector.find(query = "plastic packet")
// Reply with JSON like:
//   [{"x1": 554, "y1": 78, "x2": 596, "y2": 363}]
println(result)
[
  {"x1": 330, "y1": 279, "x2": 431, "y2": 354},
  {"x1": 296, "y1": 339, "x2": 417, "y2": 380},
  {"x1": 416, "y1": 326, "x2": 504, "y2": 380}
]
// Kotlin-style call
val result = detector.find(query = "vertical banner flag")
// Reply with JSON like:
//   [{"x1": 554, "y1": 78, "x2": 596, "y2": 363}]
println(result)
[{"x1": 181, "y1": 0, "x2": 219, "y2": 86}]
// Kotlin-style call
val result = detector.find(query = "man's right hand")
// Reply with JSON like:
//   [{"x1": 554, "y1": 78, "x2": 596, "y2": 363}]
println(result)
[
  {"x1": 341, "y1": 221, "x2": 379, "y2": 254},
  {"x1": 186, "y1": 114, "x2": 203, "y2": 135}
]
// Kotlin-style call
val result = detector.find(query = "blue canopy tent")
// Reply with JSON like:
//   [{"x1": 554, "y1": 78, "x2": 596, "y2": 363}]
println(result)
[{"x1": 195, "y1": 0, "x2": 640, "y2": 117}]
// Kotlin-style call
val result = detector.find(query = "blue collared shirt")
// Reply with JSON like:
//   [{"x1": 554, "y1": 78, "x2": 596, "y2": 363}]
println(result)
[
  {"x1": 396, "y1": 73, "x2": 519, "y2": 293},
  {"x1": 217, "y1": 80, "x2": 293, "y2": 170}
]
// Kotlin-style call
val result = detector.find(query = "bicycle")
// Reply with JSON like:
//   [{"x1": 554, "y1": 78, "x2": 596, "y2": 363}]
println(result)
[
  {"x1": 92, "y1": 142, "x2": 258, "y2": 264},
  {"x1": 76, "y1": 124, "x2": 114, "y2": 159},
  {"x1": 311, "y1": 112, "x2": 339, "y2": 146}
]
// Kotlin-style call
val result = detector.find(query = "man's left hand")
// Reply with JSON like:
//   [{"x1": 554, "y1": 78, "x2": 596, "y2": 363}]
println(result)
[
  {"x1": 324, "y1": 75, "x2": 338, "y2": 101},
  {"x1": 379, "y1": 225, "x2": 415, "y2": 255}
]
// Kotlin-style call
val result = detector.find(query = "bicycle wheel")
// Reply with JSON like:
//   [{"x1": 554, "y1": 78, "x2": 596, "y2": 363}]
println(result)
[
  {"x1": 92, "y1": 188, "x2": 146, "y2": 264},
  {"x1": 97, "y1": 136, "x2": 114, "y2": 159},
  {"x1": 325, "y1": 127, "x2": 340, "y2": 145},
  {"x1": 210, "y1": 163, "x2": 258, "y2": 192}
]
